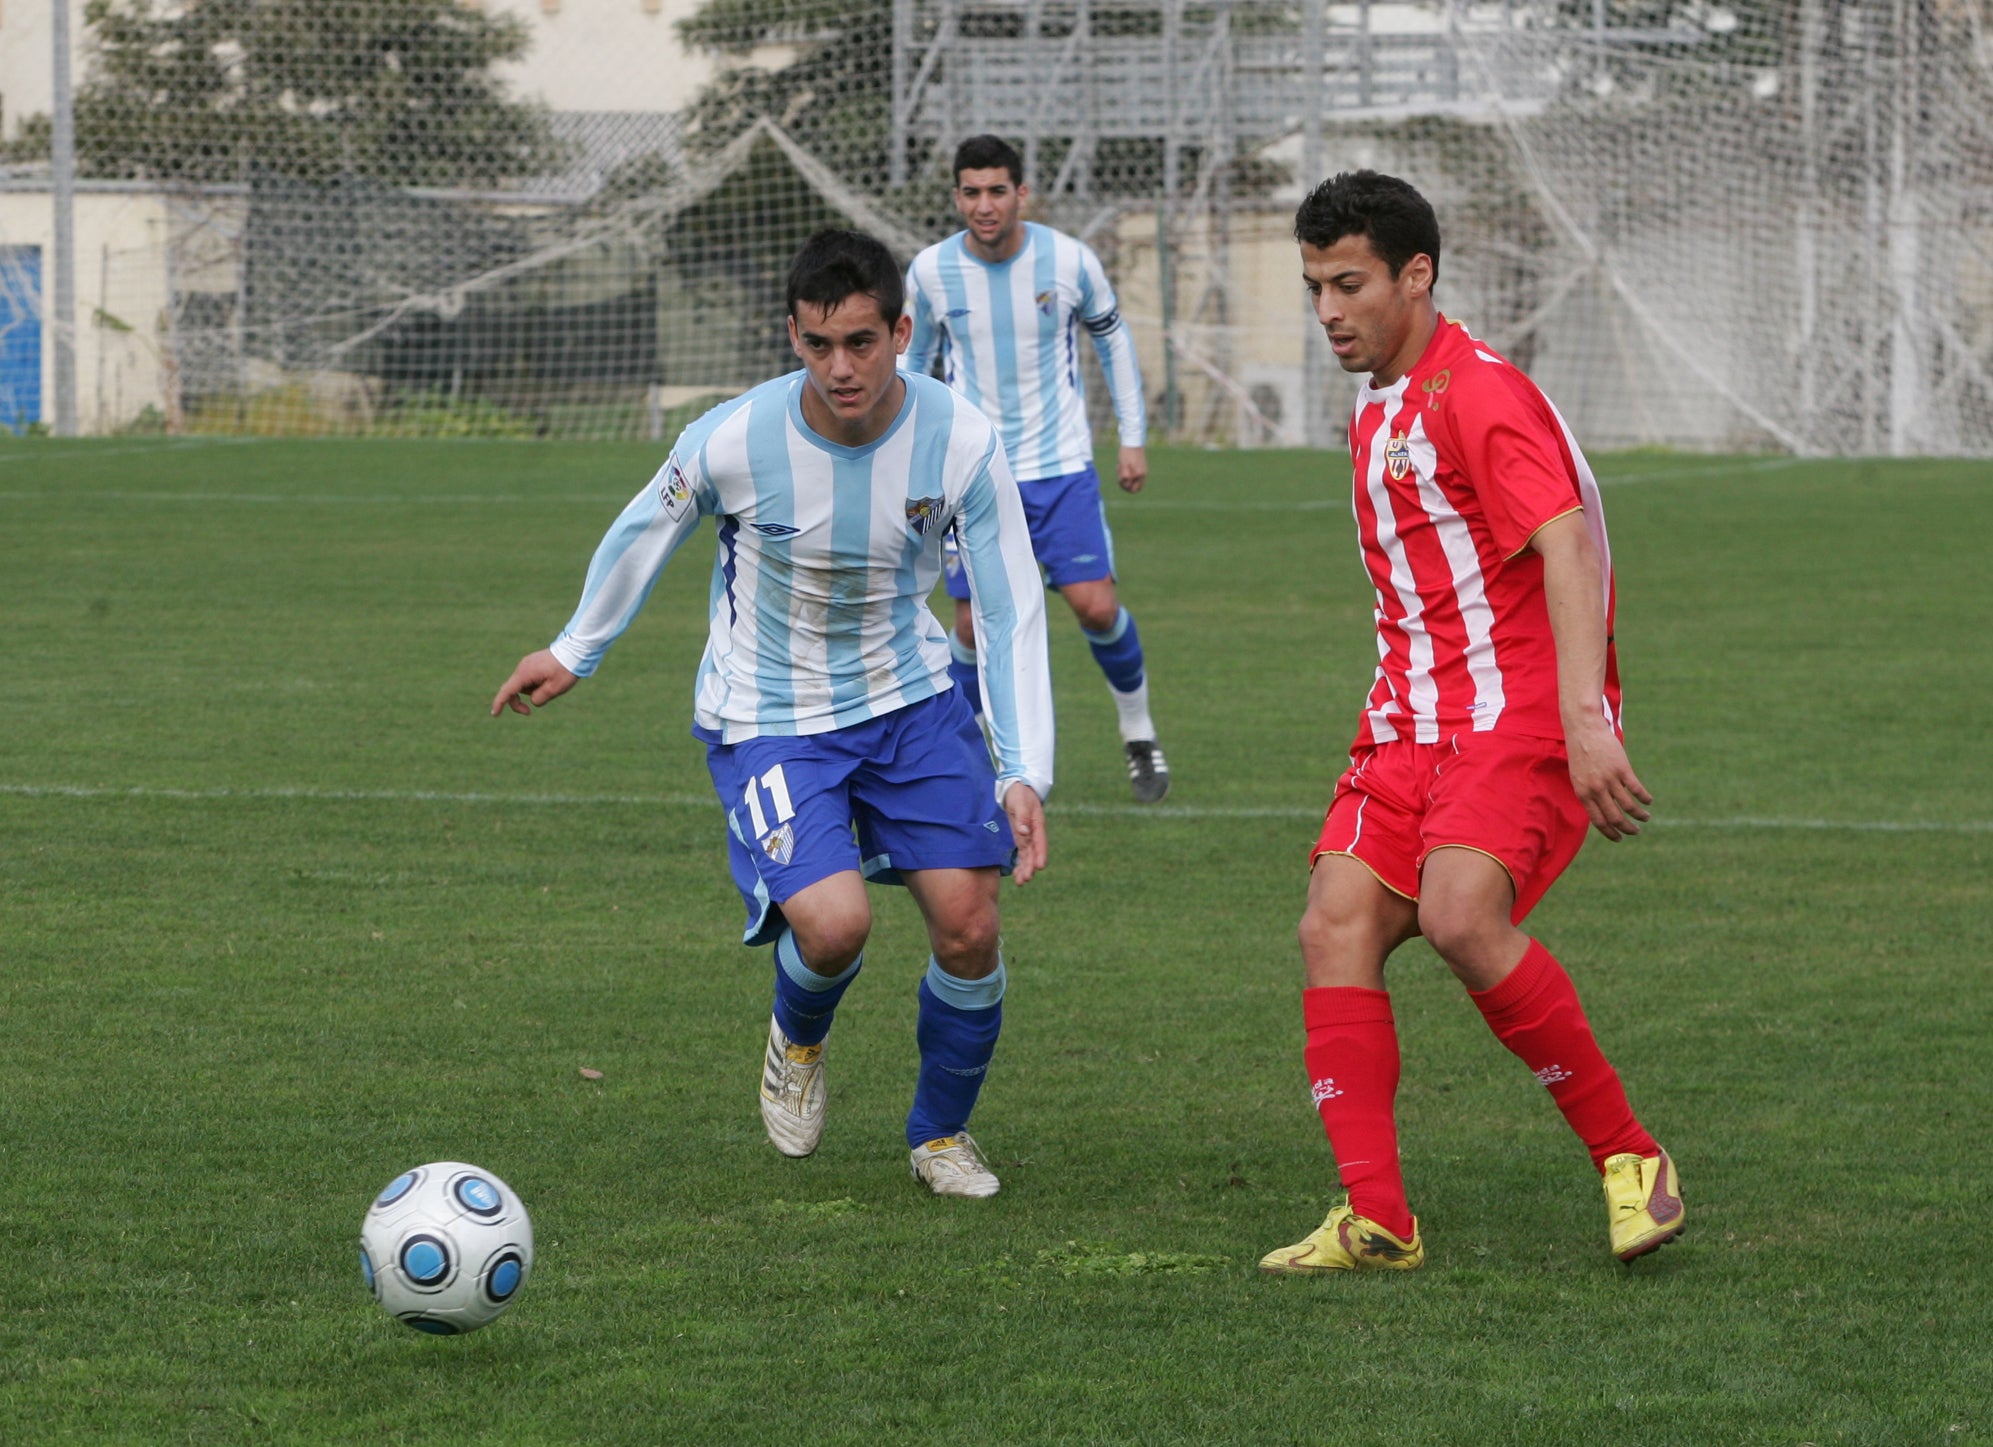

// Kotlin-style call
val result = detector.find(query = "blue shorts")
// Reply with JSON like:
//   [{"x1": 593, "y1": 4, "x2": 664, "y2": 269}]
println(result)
[
  {"x1": 705, "y1": 689, "x2": 1014, "y2": 946},
  {"x1": 944, "y1": 462, "x2": 1115, "y2": 600}
]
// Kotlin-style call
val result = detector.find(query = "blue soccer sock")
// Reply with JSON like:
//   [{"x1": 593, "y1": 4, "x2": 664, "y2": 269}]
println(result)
[
  {"x1": 906, "y1": 958, "x2": 1005, "y2": 1147},
  {"x1": 770, "y1": 927, "x2": 862, "y2": 1048},
  {"x1": 1082, "y1": 607, "x2": 1157, "y2": 740},
  {"x1": 947, "y1": 632, "x2": 984, "y2": 717},
  {"x1": 1082, "y1": 606, "x2": 1145, "y2": 694}
]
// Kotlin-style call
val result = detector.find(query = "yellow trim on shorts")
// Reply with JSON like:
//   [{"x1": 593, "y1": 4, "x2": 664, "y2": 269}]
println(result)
[
  {"x1": 1418, "y1": 842, "x2": 1520, "y2": 899},
  {"x1": 1310, "y1": 847, "x2": 1418, "y2": 902}
]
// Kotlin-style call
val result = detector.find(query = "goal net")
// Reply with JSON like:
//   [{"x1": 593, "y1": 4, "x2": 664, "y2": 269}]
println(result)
[{"x1": 0, "y1": 0, "x2": 1986, "y2": 455}]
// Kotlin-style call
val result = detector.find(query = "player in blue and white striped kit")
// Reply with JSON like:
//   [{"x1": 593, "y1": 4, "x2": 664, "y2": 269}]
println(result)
[
  {"x1": 905, "y1": 134, "x2": 1171, "y2": 802},
  {"x1": 491, "y1": 231, "x2": 1054, "y2": 1199}
]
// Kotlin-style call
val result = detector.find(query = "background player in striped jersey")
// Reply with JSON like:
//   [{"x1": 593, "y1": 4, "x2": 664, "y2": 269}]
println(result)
[
  {"x1": 904, "y1": 135, "x2": 1171, "y2": 803},
  {"x1": 490, "y1": 231, "x2": 1054, "y2": 1199},
  {"x1": 1258, "y1": 172, "x2": 1685, "y2": 1273}
]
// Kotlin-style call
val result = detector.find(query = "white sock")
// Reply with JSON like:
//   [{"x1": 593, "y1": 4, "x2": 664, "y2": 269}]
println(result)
[{"x1": 1109, "y1": 679, "x2": 1156, "y2": 743}]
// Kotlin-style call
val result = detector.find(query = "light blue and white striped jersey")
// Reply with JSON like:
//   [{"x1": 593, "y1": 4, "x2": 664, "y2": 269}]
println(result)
[
  {"x1": 904, "y1": 222, "x2": 1145, "y2": 482},
  {"x1": 548, "y1": 370, "x2": 1055, "y2": 800}
]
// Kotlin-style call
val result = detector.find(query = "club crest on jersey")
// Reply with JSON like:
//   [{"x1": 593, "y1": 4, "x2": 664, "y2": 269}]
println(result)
[
  {"x1": 905, "y1": 496, "x2": 945, "y2": 536},
  {"x1": 761, "y1": 822, "x2": 795, "y2": 866},
  {"x1": 658, "y1": 460, "x2": 694, "y2": 520},
  {"x1": 1035, "y1": 290, "x2": 1056, "y2": 316},
  {"x1": 1384, "y1": 431, "x2": 1412, "y2": 481}
]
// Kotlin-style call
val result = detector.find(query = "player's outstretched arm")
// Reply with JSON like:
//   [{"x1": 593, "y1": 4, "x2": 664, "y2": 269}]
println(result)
[
  {"x1": 490, "y1": 649, "x2": 579, "y2": 717},
  {"x1": 1533, "y1": 512, "x2": 1652, "y2": 841},
  {"x1": 1002, "y1": 782, "x2": 1048, "y2": 885}
]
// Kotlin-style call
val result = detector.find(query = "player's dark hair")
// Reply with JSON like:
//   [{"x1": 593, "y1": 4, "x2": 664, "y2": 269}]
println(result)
[
  {"x1": 954, "y1": 134, "x2": 1025, "y2": 187},
  {"x1": 786, "y1": 229, "x2": 905, "y2": 324},
  {"x1": 1293, "y1": 170, "x2": 1442, "y2": 288}
]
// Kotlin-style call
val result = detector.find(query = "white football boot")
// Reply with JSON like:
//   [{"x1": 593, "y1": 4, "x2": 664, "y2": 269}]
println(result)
[
  {"x1": 909, "y1": 1132, "x2": 1001, "y2": 1198},
  {"x1": 759, "y1": 1016, "x2": 827, "y2": 1157}
]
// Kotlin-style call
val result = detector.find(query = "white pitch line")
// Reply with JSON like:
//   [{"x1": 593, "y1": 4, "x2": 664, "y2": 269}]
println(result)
[
  {"x1": 0, "y1": 454, "x2": 1809, "y2": 509},
  {"x1": 2, "y1": 782, "x2": 1987, "y2": 833},
  {"x1": 0, "y1": 488, "x2": 623, "y2": 506}
]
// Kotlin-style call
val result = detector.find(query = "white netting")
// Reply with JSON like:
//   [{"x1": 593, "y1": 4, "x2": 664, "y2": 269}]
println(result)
[{"x1": 0, "y1": 0, "x2": 1988, "y2": 453}]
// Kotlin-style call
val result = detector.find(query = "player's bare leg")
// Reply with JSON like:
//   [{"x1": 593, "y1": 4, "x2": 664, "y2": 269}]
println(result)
[
  {"x1": 1421, "y1": 846, "x2": 1683, "y2": 1260},
  {"x1": 757, "y1": 871, "x2": 871, "y2": 1158},
  {"x1": 1261, "y1": 856, "x2": 1426, "y2": 1274},
  {"x1": 900, "y1": 866, "x2": 1007, "y2": 1196}
]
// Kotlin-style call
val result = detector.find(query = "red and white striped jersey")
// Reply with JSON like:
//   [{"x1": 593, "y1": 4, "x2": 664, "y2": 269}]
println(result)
[{"x1": 1344, "y1": 315, "x2": 1619, "y2": 749}]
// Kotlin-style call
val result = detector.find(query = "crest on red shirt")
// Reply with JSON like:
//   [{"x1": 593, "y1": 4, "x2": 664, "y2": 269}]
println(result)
[{"x1": 1384, "y1": 430, "x2": 1412, "y2": 481}]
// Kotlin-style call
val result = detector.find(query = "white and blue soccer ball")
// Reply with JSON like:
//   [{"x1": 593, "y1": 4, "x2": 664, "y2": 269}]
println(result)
[{"x1": 359, "y1": 1161, "x2": 533, "y2": 1335}]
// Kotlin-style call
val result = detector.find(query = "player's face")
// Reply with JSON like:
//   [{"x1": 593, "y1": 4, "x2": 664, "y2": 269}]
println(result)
[
  {"x1": 954, "y1": 168, "x2": 1028, "y2": 252},
  {"x1": 1300, "y1": 234, "x2": 1435, "y2": 385},
  {"x1": 788, "y1": 293, "x2": 914, "y2": 441}
]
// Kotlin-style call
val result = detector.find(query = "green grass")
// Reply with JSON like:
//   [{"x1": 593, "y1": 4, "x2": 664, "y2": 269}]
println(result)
[{"x1": 0, "y1": 437, "x2": 1988, "y2": 1444}]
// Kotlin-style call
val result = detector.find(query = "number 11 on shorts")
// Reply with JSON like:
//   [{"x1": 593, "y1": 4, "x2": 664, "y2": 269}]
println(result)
[{"x1": 743, "y1": 764, "x2": 796, "y2": 838}]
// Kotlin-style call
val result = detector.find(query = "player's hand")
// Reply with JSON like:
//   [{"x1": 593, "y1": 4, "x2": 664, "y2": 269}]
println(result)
[
  {"x1": 490, "y1": 649, "x2": 579, "y2": 717},
  {"x1": 1002, "y1": 782, "x2": 1048, "y2": 884},
  {"x1": 1565, "y1": 717, "x2": 1652, "y2": 841},
  {"x1": 1117, "y1": 446, "x2": 1147, "y2": 494}
]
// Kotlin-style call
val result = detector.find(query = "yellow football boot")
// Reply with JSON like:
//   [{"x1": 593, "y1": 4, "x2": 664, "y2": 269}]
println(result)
[
  {"x1": 1602, "y1": 1149, "x2": 1686, "y2": 1261},
  {"x1": 1258, "y1": 1202, "x2": 1425, "y2": 1275}
]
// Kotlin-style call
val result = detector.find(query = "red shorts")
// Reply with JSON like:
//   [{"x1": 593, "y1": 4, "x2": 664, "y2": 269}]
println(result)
[{"x1": 1311, "y1": 732, "x2": 1591, "y2": 924}]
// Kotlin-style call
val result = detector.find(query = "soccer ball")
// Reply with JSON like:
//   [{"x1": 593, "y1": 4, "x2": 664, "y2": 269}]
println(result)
[{"x1": 358, "y1": 1161, "x2": 534, "y2": 1335}]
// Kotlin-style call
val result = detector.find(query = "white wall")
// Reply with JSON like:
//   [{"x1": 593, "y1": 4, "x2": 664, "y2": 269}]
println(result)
[{"x1": 0, "y1": 184, "x2": 195, "y2": 432}]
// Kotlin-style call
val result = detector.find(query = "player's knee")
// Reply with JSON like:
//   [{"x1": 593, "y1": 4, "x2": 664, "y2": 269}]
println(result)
[
  {"x1": 1298, "y1": 896, "x2": 1381, "y2": 971},
  {"x1": 1069, "y1": 593, "x2": 1120, "y2": 634},
  {"x1": 789, "y1": 909, "x2": 871, "y2": 974},
  {"x1": 928, "y1": 908, "x2": 1001, "y2": 978},
  {"x1": 1415, "y1": 897, "x2": 1505, "y2": 975}
]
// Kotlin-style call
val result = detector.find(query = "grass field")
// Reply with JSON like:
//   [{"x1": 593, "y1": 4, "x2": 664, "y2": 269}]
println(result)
[{"x1": 1, "y1": 437, "x2": 1988, "y2": 1445}]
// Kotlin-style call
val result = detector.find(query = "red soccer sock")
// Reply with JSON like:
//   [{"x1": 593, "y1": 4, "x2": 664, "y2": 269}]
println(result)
[
  {"x1": 1469, "y1": 939, "x2": 1658, "y2": 1171},
  {"x1": 1302, "y1": 986, "x2": 1414, "y2": 1239}
]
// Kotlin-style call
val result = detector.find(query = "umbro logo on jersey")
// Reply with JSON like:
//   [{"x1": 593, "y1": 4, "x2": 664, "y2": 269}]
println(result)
[
  {"x1": 751, "y1": 522, "x2": 802, "y2": 538},
  {"x1": 905, "y1": 496, "x2": 945, "y2": 536},
  {"x1": 1384, "y1": 431, "x2": 1412, "y2": 481},
  {"x1": 946, "y1": 307, "x2": 971, "y2": 319}
]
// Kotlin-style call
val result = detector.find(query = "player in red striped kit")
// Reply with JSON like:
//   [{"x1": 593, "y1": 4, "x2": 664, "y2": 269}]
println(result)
[{"x1": 1259, "y1": 171, "x2": 1685, "y2": 1273}]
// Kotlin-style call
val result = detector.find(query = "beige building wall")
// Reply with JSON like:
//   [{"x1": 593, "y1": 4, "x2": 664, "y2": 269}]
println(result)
[{"x1": 0, "y1": 184, "x2": 247, "y2": 432}]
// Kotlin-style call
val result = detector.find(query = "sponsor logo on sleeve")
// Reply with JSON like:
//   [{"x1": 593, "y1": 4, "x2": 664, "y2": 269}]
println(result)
[{"x1": 659, "y1": 460, "x2": 694, "y2": 520}]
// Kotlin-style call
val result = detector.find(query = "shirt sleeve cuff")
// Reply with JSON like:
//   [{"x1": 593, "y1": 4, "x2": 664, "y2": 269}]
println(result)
[
  {"x1": 548, "y1": 634, "x2": 595, "y2": 678},
  {"x1": 994, "y1": 775, "x2": 1048, "y2": 806}
]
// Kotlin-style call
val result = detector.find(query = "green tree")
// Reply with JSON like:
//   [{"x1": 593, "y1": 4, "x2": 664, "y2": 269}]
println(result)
[{"x1": 58, "y1": 0, "x2": 560, "y2": 184}]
